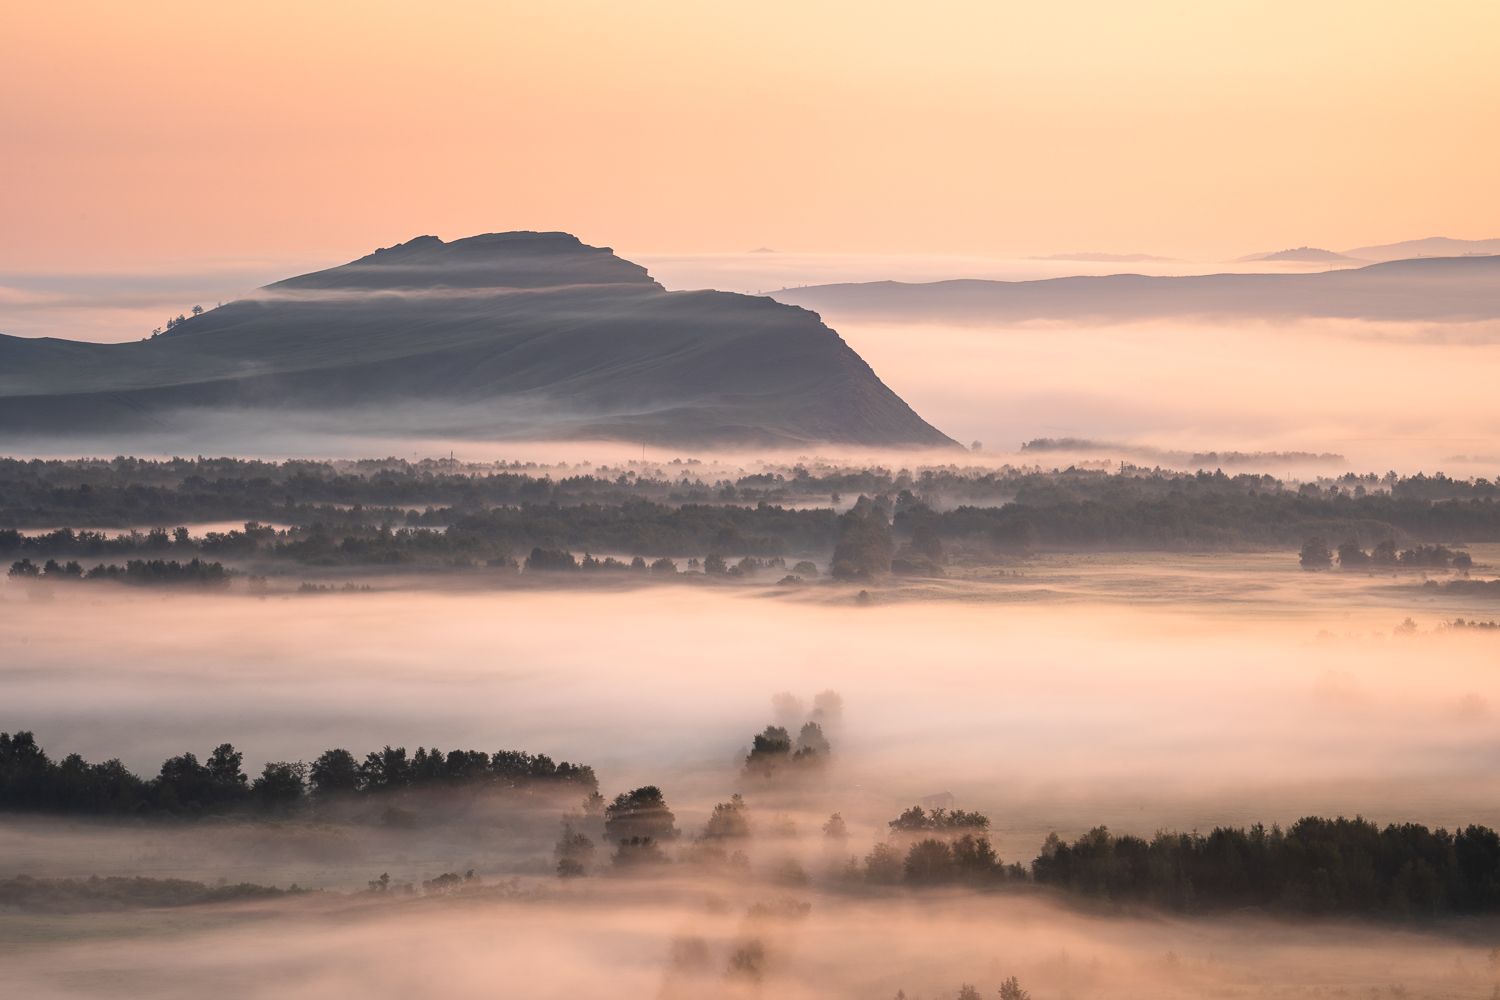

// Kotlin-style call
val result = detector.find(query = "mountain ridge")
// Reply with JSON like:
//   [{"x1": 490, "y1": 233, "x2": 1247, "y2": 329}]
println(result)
[
  {"x1": 0, "y1": 233, "x2": 956, "y2": 449},
  {"x1": 768, "y1": 254, "x2": 1500, "y2": 324}
]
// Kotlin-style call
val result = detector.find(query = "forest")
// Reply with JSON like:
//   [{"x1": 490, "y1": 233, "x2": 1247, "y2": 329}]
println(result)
[
  {"x1": 0, "y1": 730, "x2": 597, "y2": 817},
  {"x1": 4, "y1": 458, "x2": 1500, "y2": 584}
]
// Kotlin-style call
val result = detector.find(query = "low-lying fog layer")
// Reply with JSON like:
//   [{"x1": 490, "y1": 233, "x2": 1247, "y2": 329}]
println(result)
[
  {"x1": 5, "y1": 555, "x2": 1500, "y2": 850},
  {"x1": 830, "y1": 317, "x2": 1500, "y2": 476},
  {"x1": 6, "y1": 554, "x2": 1500, "y2": 995},
  {"x1": 5, "y1": 879, "x2": 1495, "y2": 1000}
]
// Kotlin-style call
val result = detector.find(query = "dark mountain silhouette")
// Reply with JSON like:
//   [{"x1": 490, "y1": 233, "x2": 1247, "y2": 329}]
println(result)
[
  {"x1": 769, "y1": 255, "x2": 1500, "y2": 324},
  {"x1": 0, "y1": 232, "x2": 954, "y2": 448}
]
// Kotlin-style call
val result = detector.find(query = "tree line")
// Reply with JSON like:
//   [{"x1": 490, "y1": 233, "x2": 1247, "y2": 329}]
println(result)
[
  {"x1": 8, "y1": 557, "x2": 230, "y2": 586},
  {"x1": 0, "y1": 731, "x2": 596, "y2": 818},
  {"x1": 1299, "y1": 537, "x2": 1472, "y2": 570}
]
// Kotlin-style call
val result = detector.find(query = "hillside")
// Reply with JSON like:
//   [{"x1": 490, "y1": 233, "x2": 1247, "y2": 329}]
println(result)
[
  {"x1": 0, "y1": 233, "x2": 955, "y2": 449},
  {"x1": 769, "y1": 255, "x2": 1500, "y2": 324},
  {"x1": 1342, "y1": 236, "x2": 1500, "y2": 262}
]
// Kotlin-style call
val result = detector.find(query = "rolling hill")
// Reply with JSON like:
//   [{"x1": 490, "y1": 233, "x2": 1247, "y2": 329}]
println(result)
[
  {"x1": 769, "y1": 255, "x2": 1500, "y2": 324},
  {"x1": 0, "y1": 232, "x2": 956, "y2": 449}
]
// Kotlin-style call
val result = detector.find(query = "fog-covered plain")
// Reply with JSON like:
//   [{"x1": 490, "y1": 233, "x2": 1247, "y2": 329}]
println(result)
[
  {"x1": 6, "y1": 534, "x2": 1500, "y2": 995},
  {"x1": 6, "y1": 879, "x2": 1497, "y2": 1000},
  {"x1": 829, "y1": 316, "x2": 1500, "y2": 476}
]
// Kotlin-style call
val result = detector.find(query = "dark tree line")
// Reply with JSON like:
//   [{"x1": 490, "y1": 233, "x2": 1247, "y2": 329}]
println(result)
[
  {"x1": 0, "y1": 731, "x2": 595, "y2": 818},
  {"x1": 11, "y1": 459, "x2": 1500, "y2": 575},
  {"x1": 9, "y1": 557, "x2": 229, "y2": 586},
  {"x1": 1032, "y1": 818, "x2": 1500, "y2": 917}
]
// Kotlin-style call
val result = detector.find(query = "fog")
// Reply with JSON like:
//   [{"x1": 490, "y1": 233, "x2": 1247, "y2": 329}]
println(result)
[
  {"x1": 7, "y1": 552, "x2": 1500, "y2": 852},
  {"x1": 7, "y1": 530, "x2": 1500, "y2": 994},
  {"x1": 828, "y1": 317, "x2": 1500, "y2": 475},
  {"x1": 4, "y1": 879, "x2": 1493, "y2": 1000}
]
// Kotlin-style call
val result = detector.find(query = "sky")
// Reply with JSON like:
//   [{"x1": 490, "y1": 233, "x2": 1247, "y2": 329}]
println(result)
[{"x1": 4, "y1": 0, "x2": 1499, "y2": 274}]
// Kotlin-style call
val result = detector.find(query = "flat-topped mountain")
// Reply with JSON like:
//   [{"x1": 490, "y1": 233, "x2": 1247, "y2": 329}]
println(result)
[
  {"x1": 0, "y1": 233, "x2": 955, "y2": 449},
  {"x1": 769, "y1": 255, "x2": 1500, "y2": 324}
]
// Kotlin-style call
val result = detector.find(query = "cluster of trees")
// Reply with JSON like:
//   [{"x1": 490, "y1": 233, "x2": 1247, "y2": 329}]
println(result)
[
  {"x1": 861, "y1": 806, "x2": 1027, "y2": 887},
  {"x1": 8, "y1": 557, "x2": 229, "y2": 586},
  {"x1": 1032, "y1": 817, "x2": 1500, "y2": 917},
  {"x1": 743, "y1": 722, "x2": 831, "y2": 779},
  {"x1": 523, "y1": 547, "x2": 681, "y2": 575},
  {"x1": 0, "y1": 731, "x2": 596, "y2": 818},
  {"x1": 944, "y1": 979, "x2": 1031, "y2": 1000},
  {"x1": 1424, "y1": 579, "x2": 1500, "y2": 596},
  {"x1": 553, "y1": 785, "x2": 684, "y2": 874},
  {"x1": 1441, "y1": 617, "x2": 1500, "y2": 630},
  {"x1": 148, "y1": 304, "x2": 205, "y2": 338},
  {"x1": 1304, "y1": 538, "x2": 1474, "y2": 570}
]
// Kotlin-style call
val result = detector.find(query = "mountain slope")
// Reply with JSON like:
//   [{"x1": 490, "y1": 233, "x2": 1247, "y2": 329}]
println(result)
[
  {"x1": 769, "y1": 255, "x2": 1500, "y2": 324},
  {"x1": 1341, "y1": 236, "x2": 1500, "y2": 262},
  {"x1": 0, "y1": 233, "x2": 955, "y2": 448}
]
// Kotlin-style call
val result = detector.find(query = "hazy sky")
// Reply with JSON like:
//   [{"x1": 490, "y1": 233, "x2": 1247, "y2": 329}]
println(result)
[{"x1": 5, "y1": 1, "x2": 1498, "y2": 271}]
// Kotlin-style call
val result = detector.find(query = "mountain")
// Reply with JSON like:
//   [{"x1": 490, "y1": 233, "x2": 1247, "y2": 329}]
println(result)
[
  {"x1": 0, "y1": 232, "x2": 955, "y2": 449},
  {"x1": 1340, "y1": 236, "x2": 1500, "y2": 263},
  {"x1": 1237, "y1": 246, "x2": 1360, "y2": 263},
  {"x1": 768, "y1": 255, "x2": 1500, "y2": 324}
]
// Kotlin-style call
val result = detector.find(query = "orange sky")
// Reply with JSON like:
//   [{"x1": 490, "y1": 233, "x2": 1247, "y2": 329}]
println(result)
[{"x1": 4, "y1": 1, "x2": 1498, "y2": 269}]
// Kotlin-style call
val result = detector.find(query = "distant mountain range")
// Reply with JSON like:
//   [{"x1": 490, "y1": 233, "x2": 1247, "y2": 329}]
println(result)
[
  {"x1": 1340, "y1": 236, "x2": 1500, "y2": 262},
  {"x1": 0, "y1": 233, "x2": 955, "y2": 448},
  {"x1": 770, "y1": 255, "x2": 1500, "y2": 323},
  {"x1": 1236, "y1": 237, "x2": 1500, "y2": 264}
]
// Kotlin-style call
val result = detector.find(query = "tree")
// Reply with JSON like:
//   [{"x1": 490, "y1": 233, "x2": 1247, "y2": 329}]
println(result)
[
  {"x1": 604, "y1": 786, "x2": 677, "y2": 843},
  {"x1": 359, "y1": 745, "x2": 410, "y2": 791},
  {"x1": 612, "y1": 835, "x2": 668, "y2": 867},
  {"x1": 555, "y1": 822, "x2": 596, "y2": 877},
  {"x1": 206, "y1": 744, "x2": 247, "y2": 789},
  {"x1": 703, "y1": 553, "x2": 728, "y2": 575},
  {"x1": 904, "y1": 838, "x2": 955, "y2": 883},
  {"x1": 957, "y1": 986, "x2": 982, "y2": 1000},
  {"x1": 823, "y1": 812, "x2": 849, "y2": 840},
  {"x1": 744, "y1": 725, "x2": 792, "y2": 777},
  {"x1": 702, "y1": 794, "x2": 751, "y2": 839},
  {"x1": 795, "y1": 721, "x2": 831, "y2": 761},
  {"x1": 864, "y1": 842, "x2": 904, "y2": 884},
  {"x1": 1337, "y1": 540, "x2": 1369, "y2": 568},
  {"x1": 251, "y1": 761, "x2": 305, "y2": 812},
  {"x1": 1299, "y1": 536, "x2": 1333, "y2": 570},
  {"x1": 998, "y1": 977, "x2": 1031, "y2": 1000},
  {"x1": 154, "y1": 752, "x2": 212, "y2": 811},
  {"x1": 191, "y1": 304, "x2": 204, "y2": 316},
  {"x1": 309, "y1": 748, "x2": 360, "y2": 796}
]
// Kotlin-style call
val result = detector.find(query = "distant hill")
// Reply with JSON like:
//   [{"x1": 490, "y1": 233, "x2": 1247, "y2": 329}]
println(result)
[
  {"x1": 1237, "y1": 246, "x2": 1361, "y2": 263},
  {"x1": 769, "y1": 255, "x2": 1500, "y2": 324},
  {"x1": 0, "y1": 232, "x2": 955, "y2": 449},
  {"x1": 1341, "y1": 236, "x2": 1500, "y2": 263}
]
